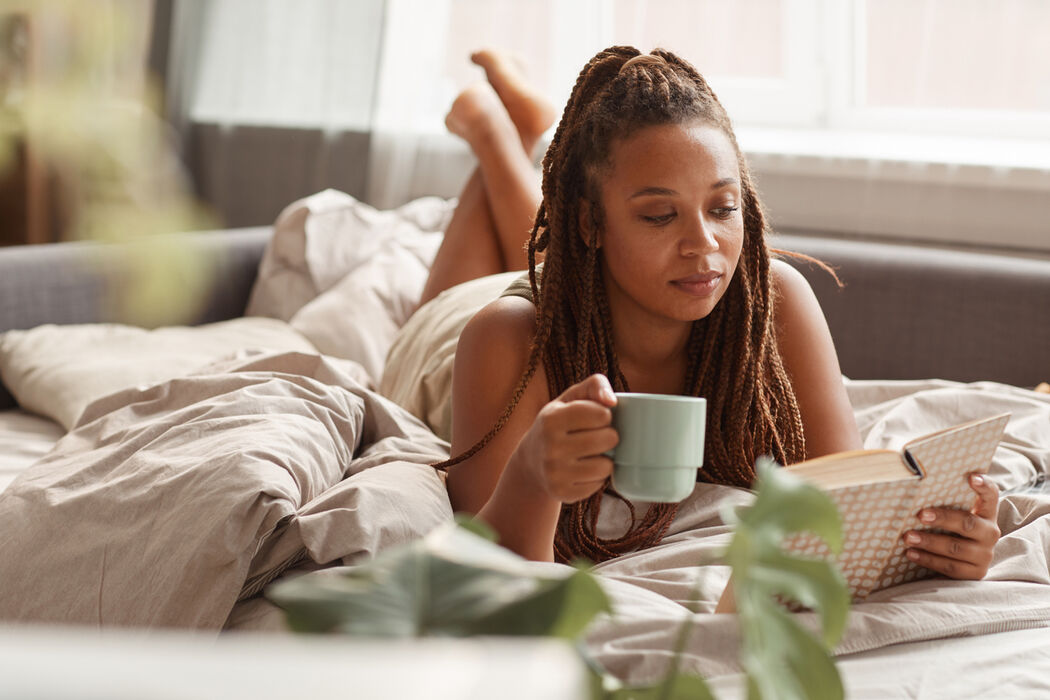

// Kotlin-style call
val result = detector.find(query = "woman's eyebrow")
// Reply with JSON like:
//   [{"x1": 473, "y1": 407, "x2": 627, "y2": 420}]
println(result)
[
  {"x1": 628, "y1": 186, "x2": 677, "y2": 199},
  {"x1": 629, "y1": 178, "x2": 739, "y2": 199}
]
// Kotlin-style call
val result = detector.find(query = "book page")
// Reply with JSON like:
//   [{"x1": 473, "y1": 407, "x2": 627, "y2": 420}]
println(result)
[
  {"x1": 872, "y1": 413, "x2": 1011, "y2": 592},
  {"x1": 785, "y1": 449, "x2": 913, "y2": 489}
]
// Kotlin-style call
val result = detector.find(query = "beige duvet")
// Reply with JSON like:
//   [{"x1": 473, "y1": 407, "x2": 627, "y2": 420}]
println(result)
[{"x1": 0, "y1": 353, "x2": 1048, "y2": 685}]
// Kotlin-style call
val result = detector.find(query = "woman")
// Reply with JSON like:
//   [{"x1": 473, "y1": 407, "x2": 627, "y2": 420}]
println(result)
[{"x1": 422, "y1": 46, "x2": 1000, "y2": 577}]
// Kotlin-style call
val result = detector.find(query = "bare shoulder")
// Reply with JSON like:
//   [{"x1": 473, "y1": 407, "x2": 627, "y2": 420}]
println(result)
[
  {"x1": 457, "y1": 295, "x2": 538, "y2": 374},
  {"x1": 768, "y1": 257, "x2": 862, "y2": 457},
  {"x1": 770, "y1": 258, "x2": 821, "y2": 319}
]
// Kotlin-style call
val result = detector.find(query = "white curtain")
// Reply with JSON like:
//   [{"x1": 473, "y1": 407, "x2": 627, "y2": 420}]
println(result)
[{"x1": 363, "y1": 0, "x2": 610, "y2": 209}]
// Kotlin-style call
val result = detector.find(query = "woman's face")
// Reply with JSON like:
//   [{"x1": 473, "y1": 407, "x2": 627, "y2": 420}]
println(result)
[{"x1": 595, "y1": 121, "x2": 744, "y2": 327}]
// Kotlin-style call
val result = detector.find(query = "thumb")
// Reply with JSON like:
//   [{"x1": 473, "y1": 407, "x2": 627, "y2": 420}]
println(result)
[
  {"x1": 559, "y1": 373, "x2": 617, "y2": 407},
  {"x1": 969, "y1": 473, "x2": 999, "y2": 520}
]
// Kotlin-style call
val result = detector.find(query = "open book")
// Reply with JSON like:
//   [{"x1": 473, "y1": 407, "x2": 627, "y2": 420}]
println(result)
[{"x1": 776, "y1": 412, "x2": 1010, "y2": 602}]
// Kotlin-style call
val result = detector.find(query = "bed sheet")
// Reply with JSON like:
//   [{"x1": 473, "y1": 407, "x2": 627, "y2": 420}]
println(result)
[
  {"x1": 0, "y1": 356, "x2": 1048, "y2": 690},
  {"x1": 706, "y1": 625, "x2": 1050, "y2": 699},
  {"x1": 0, "y1": 409, "x2": 63, "y2": 494}
]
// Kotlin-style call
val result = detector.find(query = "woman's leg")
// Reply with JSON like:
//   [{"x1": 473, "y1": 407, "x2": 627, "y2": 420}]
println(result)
[
  {"x1": 419, "y1": 52, "x2": 555, "y2": 306},
  {"x1": 468, "y1": 50, "x2": 556, "y2": 265}
]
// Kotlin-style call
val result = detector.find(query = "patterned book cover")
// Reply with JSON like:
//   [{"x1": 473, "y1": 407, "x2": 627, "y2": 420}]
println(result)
[
  {"x1": 871, "y1": 412, "x2": 1010, "y2": 594},
  {"x1": 784, "y1": 413, "x2": 1010, "y2": 602}
]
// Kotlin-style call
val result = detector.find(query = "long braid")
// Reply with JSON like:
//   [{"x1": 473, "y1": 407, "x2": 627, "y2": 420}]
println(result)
[{"x1": 441, "y1": 46, "x2": 808, "y2": 563}]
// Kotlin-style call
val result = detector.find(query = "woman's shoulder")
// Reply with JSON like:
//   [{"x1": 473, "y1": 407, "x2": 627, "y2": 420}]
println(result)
[
  {"x1": 770, "y1": 257, "x2": 812, "y2": 297},
  {"x1": 769, "y1": 258, "x2": 824, "y2": 326},
  {"x1": 458, "y1": 295, "x2": 537, "y2": 368}
]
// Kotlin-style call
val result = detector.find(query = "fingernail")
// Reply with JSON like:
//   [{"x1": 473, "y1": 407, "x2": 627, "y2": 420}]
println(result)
[
  {"x1": 906, "y1": 532, "x2": 921, "y2": 544},
  {"x1": 920, "y1": 510, "x2": 936, "y2": 523},
  {"x1": 907, "y1": 550, "x2": 920, "y2": 561},
  {"x1": 970, "y1": 474, "x2": 984, "y2": 486}
]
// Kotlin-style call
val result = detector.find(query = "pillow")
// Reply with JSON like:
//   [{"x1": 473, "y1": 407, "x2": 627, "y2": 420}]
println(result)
[
  {"x1": 247, "y1": 189, "x2": 455, "y2": 379},
  {"x1": 378, "y1": 271, "x2": 521, "y2": 442},
  {"x1": 0, "y1": 317, "x2": 317, "y2": 430}
]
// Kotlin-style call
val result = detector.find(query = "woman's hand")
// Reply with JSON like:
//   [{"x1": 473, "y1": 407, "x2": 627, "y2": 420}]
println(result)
[
  {"x1": 902, "y1": 473, "x2": 1001, "y2": 579},
  {"x1": 511, "y1": 373, "x2": 619, "y2": 504}
]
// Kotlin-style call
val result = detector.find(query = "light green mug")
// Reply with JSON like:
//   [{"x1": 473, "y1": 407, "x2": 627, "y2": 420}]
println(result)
[{"x1": 607, "y1": 393, "x2": 706, "y2": 503}]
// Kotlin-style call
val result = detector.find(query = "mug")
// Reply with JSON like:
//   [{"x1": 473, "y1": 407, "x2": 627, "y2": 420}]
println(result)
[{"x1": 607, "y1": 393, "x2": 706, "y2": 502}]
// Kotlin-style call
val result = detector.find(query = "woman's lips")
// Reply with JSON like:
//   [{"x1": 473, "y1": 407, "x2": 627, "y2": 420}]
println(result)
[{"x1": 671, "y1": 271, "x2": 722, "y2": 296}]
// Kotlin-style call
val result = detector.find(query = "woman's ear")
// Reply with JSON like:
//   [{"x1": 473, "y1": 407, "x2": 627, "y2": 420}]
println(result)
[{"x1": 577, "y1": 201, "x2": 601, "y2": 249}]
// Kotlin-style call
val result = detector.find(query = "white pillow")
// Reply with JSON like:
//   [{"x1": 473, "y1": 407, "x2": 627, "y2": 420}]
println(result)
[
  {"x1": 246, "y1": 189, "x2": 454, "y2": 379},
  {"x1": 0, "y1": 317, "x2": 317, "y2": 430}
]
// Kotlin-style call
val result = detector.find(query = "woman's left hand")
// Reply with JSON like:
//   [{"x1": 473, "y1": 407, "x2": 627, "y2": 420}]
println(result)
[{"x1": 902, "y1": 473, "x2": 1001, "y2": 579}]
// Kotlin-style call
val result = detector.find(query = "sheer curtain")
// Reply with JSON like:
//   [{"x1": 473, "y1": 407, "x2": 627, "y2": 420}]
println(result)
[
  {"x1": 161, "y1": 0, "x2": 386, "y2": 227},
  {"x1": 364, "y1": 0, "x2": 607, "y2": 209},
  {"x1": 364, "y1": 0, "x2": 807, "y2": 208}
]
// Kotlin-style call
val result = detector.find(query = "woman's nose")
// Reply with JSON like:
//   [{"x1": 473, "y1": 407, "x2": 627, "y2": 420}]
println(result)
[{"x1": 679, "y1": 213, "x2": 720, "y2": 256}]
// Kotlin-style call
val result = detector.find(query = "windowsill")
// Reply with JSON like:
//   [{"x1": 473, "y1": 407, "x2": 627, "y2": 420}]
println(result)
[
  {"x1": 188, "y1": 116, "x2": 1050, "y2": 255},
  {"x1": 737, "y1": 126, "x2": 1050, "y2": 190},
  {"x1": 733, "y1": 127, "x2": 1050, "y2": 255}
]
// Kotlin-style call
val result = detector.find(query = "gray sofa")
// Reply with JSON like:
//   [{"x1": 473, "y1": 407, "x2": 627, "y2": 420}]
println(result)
[{"x1": 1, "y1": 227, "x2": 1048, "y2": 412}]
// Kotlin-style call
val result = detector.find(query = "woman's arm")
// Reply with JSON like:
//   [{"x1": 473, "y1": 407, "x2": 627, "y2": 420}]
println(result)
[
  {"x1": 445, "y1": 296, "x2": 617, "y2": 561},
  {"x1": 771, "y1": 259, "x2": 863, "y2": 458}
]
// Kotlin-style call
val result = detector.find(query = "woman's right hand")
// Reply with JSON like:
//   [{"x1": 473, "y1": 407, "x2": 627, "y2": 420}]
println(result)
[{"x1": 510, "y1": 373, "x2": 620, "y2": 503}]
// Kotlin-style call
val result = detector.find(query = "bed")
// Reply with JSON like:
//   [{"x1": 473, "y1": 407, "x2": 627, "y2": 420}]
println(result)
[{"x1": 1, "y1": 189, "x2": 1048, "y2": 697}]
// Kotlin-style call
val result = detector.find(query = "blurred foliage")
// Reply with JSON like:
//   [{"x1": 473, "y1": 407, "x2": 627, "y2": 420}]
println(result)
[
  {"x1": 722, "y1": 457, "x2": 849, "y2": 700},
  {"x1": 270, "y1": 462, "x2": 849, "y2": 700},
  {"x1": 0, "y1": 0, "x2": 216, "y2": 326},
  {"x1": 268, "y1": 519, "x2": 613, "y2": 639}
]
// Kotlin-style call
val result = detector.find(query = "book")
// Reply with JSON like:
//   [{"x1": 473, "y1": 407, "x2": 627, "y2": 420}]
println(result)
[{"x1": 780, "y1": 412, "x2": 1010, "y2": 602}]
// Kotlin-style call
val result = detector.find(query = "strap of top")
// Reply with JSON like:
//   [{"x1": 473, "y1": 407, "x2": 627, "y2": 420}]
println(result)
[{"x1": 498, "y1": 263, "x2": 543, "y2": 303}]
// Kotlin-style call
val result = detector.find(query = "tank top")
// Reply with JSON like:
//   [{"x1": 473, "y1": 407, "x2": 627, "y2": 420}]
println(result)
[{"x1": 498, "y1": 264, "x2": 541, "y2": 304}]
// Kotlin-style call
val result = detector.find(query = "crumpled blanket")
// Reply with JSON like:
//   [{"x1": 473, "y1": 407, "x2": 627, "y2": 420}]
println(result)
[{"x1": 0, "y1": 352, "x2": 451, "y2": 629}]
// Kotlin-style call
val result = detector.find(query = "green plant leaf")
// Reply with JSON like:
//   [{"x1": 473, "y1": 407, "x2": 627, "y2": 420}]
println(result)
[
  {"x1": 267, "y1": 521, "x2": 610, "y2": 640},
  {"x1": 739, "y1": 596, "x2": 843, "y2": 700},
  {"x1": 604, "y1": 673, "x2": 716, "y2": 700},
  {"x1": 453, "y1": 513, "x2": 498, "y2": 541},
  {"x1": 722, "y1": 456, "x2": 850, "y2": 700},
  {"x1": 728, "y1": 457, "x2": 844, "y2": 555},
  {"x1": 745, "y1": 549, "x2": 849, "y2": 646},
  {"x1": 471, "y1": 567, "x2": 611, "y2": 639}
]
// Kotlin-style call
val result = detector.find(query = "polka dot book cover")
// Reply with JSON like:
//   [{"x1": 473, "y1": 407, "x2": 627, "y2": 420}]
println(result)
[{"x1": 782, "y1": 413, "x2": 1011, "y2": 602}]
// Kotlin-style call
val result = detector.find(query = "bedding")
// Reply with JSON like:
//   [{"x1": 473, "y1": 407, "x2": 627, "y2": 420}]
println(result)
[
  {"x1": 1, "y1": 347, "x2": 1046, "y2": 685},
  {"x1": 0, "y1": 410, "x2": 63, "y2": 493},
  {"x1": 0, "y1": 351, "x2": 451, "y2": 628},
  {"x1": 246, "y1": 189, "x2": 452, "y2": 380},
  {"x1": 0, "y1": 317, "x2": 320, "y2": 430}
]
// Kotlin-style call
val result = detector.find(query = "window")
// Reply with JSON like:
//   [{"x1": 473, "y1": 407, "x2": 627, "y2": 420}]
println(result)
[{"x1": 185, "y1": 0, "x2": 1050, "y2": 250}]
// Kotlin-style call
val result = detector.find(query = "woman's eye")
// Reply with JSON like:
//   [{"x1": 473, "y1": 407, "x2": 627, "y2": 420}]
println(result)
[
  {"x1": 713, "y1": 206, "x2": 739, "y2": 220},
  {"x1": 641, "y1": 213, "x2": 675, "y2": 225}
]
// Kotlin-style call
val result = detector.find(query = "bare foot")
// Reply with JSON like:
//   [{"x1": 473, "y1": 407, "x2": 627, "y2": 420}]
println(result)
[
  {"x1": 471, "y1": 49, "x2": 557, "y2": 148},
  {"x1": 444, "y1": 81, "x2": 518, "y2": 151}
]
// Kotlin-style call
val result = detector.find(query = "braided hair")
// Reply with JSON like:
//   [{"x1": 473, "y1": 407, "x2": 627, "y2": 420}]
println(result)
[{"x1": 437, "y1": 46, "x2": 807, "y2": 563}]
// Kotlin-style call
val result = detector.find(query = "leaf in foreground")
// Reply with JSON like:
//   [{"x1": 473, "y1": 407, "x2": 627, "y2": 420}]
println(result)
[
  {"x1": 267, "y1": 521, "x2": 612, "y2": 639},
  {"x1": 722, "y1": 457, "x2": 850, "y2": 700}
]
